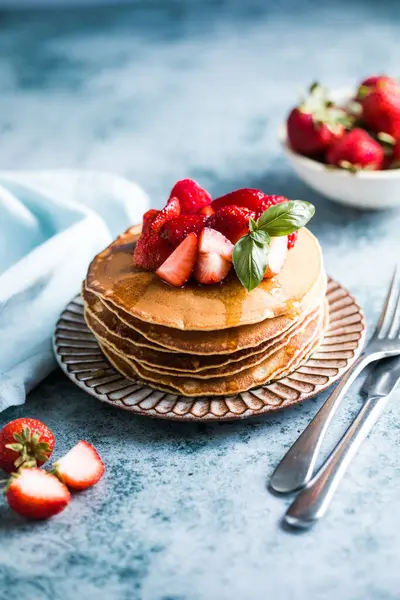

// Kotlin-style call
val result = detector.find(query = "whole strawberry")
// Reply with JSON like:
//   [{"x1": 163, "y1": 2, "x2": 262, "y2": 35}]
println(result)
[
  {"x1": 0, "y1": 418, "x2": 55, "y2": 473},
  {"x1": 133, "y1": 231, "x2": 174, "y2": 271},
  {"x1": 327, "y1": 128, "x2": 384, "y2": 171},
  {"x1": 388, "y1": 138, "x2": 400, "y2": 169},
  {"x1": 6, "y1": 468, "x2": 70, "y2": 519},
  {"x1": 162, "y1": 214, "x2": 206, "y2": 247},
  {"x1": 142, "y1": 209, "x2": 160, "y2": 234},
  {"x1": 356, "y1": 75, "x2": 398, "y2": 101},
  {"x1": 169, "y1": 179, "x2": 211, "y2": 214},
  {"x1": 287, "y1": 83, "x2": 350, "y2": 156},
  {"x1": 211, "y1": 188, "x2": 269, "y2": 212},
  {"x1": 362, "y1": 79, "x2": 400, "y2": 138},
  {"x1": 206, "y1": 205, "x2": 255, "y2": 244}
]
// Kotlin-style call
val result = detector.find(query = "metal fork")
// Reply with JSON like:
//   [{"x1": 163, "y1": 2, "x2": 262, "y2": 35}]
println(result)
[{"x1": 270, "y1": 268, "x2": 400, "y2": 494}]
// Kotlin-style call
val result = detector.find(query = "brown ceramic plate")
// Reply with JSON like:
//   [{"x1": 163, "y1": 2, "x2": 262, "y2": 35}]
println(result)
[{"x1": 53, "y1": 278, "x2": 366, "y2": 422}]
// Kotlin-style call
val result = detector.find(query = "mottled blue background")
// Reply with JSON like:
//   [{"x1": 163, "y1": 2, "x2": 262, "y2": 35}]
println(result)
[{"x1": 1, "y1": 2, "x2": 400, "y2": 599}]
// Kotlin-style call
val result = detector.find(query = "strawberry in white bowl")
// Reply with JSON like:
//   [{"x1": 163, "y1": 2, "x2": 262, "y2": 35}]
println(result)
[{"x1": 282, "y1": 77, "x2": 400, "y2": 209}]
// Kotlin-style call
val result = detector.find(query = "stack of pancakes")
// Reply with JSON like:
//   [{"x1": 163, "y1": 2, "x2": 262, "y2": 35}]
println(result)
[{"x1": 82, "y1": 225, "x2": 328, "y2": 397}]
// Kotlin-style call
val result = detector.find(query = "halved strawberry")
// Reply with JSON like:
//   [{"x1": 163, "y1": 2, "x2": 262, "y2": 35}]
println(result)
[
  {"x1": 156, "y1": 232, "x2": 198, "y2": 287},
  {"x1": 133, "y1": 232, "x2": 174, "y2": 271},
  {"x1": 142, "y1": 209, "x2": 160, "y2": 234},
  {"x1": 194, "y1": 228, "x2": 233, "y2": 285},
  {"x1": 211, "y1": 189, "x2": 268, "y2": 212},
  {"x1": 206, "y1": 205, "x2": 254, "y2": 244},
  {"x1": 53, "y1": 441, "x2": 105, "y2": 491},
  {"x1": 169, "y1": 179, "x2": 212, "y2": 214},
  {"x1": 162, "y1": 214, "x2": 206, "y2": 248},
  {"x1": 263, "y1": 236, "x2": 288, "y2": 279},
  {"x1": 6, "y1": 468, "x2": 70, "y2": 520},
  {"x1": 152, "y1": 197, "x2": 181, "y2": 233},
  {"x1": 198, "y1": 205, "x2": 215, "y2": 218}
]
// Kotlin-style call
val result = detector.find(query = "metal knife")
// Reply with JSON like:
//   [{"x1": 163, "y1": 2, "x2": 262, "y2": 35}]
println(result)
[{"x1": 285, "y1": 356, "x2": 400, "y2": 529}]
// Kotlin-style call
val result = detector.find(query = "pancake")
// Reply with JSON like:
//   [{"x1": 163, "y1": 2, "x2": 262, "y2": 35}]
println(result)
[
  {"x1": 99, "y1": 303, "x2": 327, "y2": 396},
  {"x1": 82, "y1": 271, "x2": 327, "y2": 355},
  {"x1": 84, "y1": 302, "x2": 323, "y2": 375},
  {"x1": 85, "y1": 225, "x2": 324, "y2": 330}
]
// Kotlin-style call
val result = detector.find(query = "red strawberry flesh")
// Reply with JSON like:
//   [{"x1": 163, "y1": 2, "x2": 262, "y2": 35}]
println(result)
[
  {"x1": 194, "y1": 228, "x2": 233, "y2": 285},
  {"x1": 169, "y1": 179, "x2": 211, "y2": 214},
  {"x1": 54, "y1": 441, "x2": 105, "y2": 491},
  {"x1": 156, "y1": 232, "x2": 198, "y2": 287},
  {"x1": 6, "y1": 468, "x2": 70, "y2": 520},
  {"x1": 327, "y1": 128, "x2": 384, "y2": 170}
]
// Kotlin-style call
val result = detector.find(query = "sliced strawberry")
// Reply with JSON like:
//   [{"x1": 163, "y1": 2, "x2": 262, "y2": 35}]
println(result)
[
  {"x1": 142, "y1": 209, "x2": 160, "y2": 234},
  {"x1": 6, "y1": 468, "x2": 70, "y2": 520},
  {"x1": 197, "y1": 227, "x2": 233, "y2": 261},
  {"x1": 194, "y1": 228, "x2": 233, "y2": 285},
  {"x1": 133, "y1": 232, "x2": 174, "y2": 271},
  {"x1": 206, "y1": 205, "x2": 254, "y2": 244},
  {"x1": 264, "y1": 236, "x2": 288, "y2": 279},
  {"x1": 162, "y1": 214, "x2": 206, "y2": 248},
  {"x1": 198, "y1": 205, "x2": 215, "y2": 217},
  {"x1": 211, "y1": 189, "x2": 268, "y2": 212},
  {"x1": 54, "y1": 441, "x2": 105, "y2": 491},
  {"x1": 156, "y1": 232, "x2": 198, "y2": 287},
  {"x1": 152, "y1": 197, "x2": 181, "y2": 233},
  {"x1": 169, "y1": 179, "x2": 211, "y2": 214}
]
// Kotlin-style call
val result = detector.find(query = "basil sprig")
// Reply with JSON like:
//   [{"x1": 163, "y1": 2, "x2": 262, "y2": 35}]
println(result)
[{"x1": 232, "y1": 200, "x2": 315, "y2": 292}]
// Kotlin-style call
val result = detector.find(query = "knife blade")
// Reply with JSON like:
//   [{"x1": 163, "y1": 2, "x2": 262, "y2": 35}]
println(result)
[
  {"x1": 360, "y1": 355, "x2": 400, "y2": 399},
  {"x1": 285, "y1": 356, "x2": 400, "y2": 528}
]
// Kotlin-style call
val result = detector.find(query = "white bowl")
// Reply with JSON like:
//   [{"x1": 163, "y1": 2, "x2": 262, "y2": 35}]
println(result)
[{"x1": 280, "y1": 89, "x2": 400, "y2": 210}]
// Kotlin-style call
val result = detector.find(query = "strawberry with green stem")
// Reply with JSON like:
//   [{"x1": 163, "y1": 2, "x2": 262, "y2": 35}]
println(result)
[
  {"x1": 287, "y1": 83, "x2": 352, "y2": 157},
  {"x1": 0, "y1": 418, "x2": 55, "y2": 473}
]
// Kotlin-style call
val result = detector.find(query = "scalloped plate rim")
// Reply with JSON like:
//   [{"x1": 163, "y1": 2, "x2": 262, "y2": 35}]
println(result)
[{"x1": 52, "y1": 277, "x2": 366, "y2": 422}]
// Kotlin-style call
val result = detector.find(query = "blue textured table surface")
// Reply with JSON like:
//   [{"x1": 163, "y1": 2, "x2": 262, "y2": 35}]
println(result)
[{"x1": 1, "y1": 2, "x2": 400, "y2": 599}]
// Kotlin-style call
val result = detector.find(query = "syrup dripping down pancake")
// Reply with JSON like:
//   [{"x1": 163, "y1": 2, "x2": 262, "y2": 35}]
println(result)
[
  {"x1": 99, "y1": 304, "x2": 327, "y2": 397},
  {"x1": 82, "y1": 271, "x2": 326, "y2": 355},
  {"x1": 85, "y1": 226, "x2": 324, "y2": 331},
  {"x1": 84, "y1": 302, "x2": 324, "y2": 376}
]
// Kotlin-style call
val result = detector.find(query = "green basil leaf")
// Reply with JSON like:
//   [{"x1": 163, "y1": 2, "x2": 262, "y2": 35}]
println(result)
[
  {"x1": 250, "y1": 229, "x2": 270, "y2": 247},
  {"x1": 249, "y1": 217, "x2": 258, "y2": 233},
  {"x1": 233, "y1": 233, "x2": 270, "y2": 292},
  {"x1": 257, "y1": 200, "x2": 315, "y2": 236}
]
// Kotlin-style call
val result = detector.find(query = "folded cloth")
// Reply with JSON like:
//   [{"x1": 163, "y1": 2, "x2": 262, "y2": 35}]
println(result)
[{"x1": 0, "y1": 170, "x2": 149, "y2": 412}]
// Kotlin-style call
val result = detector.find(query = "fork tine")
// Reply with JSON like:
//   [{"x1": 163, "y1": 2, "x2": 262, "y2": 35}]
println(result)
[{"x1": 375, "y1": 267, "x2": 398, "y2": 338}]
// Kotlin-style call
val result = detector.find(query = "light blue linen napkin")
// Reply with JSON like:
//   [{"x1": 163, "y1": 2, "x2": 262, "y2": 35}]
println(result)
[{"x1": 0, "y1": 170, "x2": 149, "y2": 412}]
